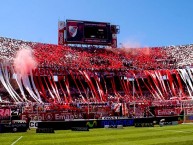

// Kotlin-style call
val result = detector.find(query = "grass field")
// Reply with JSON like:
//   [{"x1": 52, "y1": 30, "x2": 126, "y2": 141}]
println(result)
[{"x1": 1, "y1": 124, "x2": 193, "y2": 145}]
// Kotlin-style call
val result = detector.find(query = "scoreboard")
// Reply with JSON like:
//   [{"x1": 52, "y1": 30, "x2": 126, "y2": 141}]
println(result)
[
  {"x1": 58, "y1": 19, "x2": 119, "y2": 47},
  {"x1": 66, "y1": 20, "x2": 112, "y2": 45}
]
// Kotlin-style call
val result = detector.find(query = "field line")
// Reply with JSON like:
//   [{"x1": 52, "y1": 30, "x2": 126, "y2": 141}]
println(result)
[{"x1": 11, "y1": 136, "x2": 23, "y2": 145}]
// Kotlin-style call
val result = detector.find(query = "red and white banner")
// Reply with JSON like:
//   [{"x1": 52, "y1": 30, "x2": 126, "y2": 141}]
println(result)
[
  {"x1": 22, "y1": 112, "x2": 83, "y2": 121},
  {"x1": 185, "y1": 108, "x2": 193, "y2": 115},
  {"x1": 111, "y1": 34, "x2": 117, "y2": 48},
  {"x1": 58, "y1": 21, "x2": 65, "y2": 45},
  {"x1": 122, "y1": 103, "x2": 128, "y2": 116},
  {"x1": 0, "y1": 108, "x2": 11, "y2": 120},
  {"x1": 155, "y1": 108, "x2": 181, "y2": 116},
  {"x1": 112, "y1": 103, "x2": 122, "y2": 112}
]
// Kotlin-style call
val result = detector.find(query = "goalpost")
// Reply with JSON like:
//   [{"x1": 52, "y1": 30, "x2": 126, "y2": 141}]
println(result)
[{"x1": 181, "y1": 100, "x2": 193, "y2": 124}]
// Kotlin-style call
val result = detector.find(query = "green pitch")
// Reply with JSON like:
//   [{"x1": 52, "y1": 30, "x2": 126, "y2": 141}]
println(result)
[{"x1": 1, "y1": 124, "x2": 193, "y2": 145}]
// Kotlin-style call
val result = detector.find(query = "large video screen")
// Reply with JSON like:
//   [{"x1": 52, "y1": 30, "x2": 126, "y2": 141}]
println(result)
[{"x1": 66, "y1": 20, "x2": 112, "y2": 45}]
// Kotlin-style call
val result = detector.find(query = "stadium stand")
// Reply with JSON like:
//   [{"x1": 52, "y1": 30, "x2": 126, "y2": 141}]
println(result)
[{"x1": 0, "y1": 37, "x2": 193, "y2": 119}]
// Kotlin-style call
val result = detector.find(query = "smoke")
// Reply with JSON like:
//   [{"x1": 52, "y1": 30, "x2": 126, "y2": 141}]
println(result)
[
  {"x1": 106, "y1": 39, "x2": 150, "y2": 56},
  {"x1": 142, "y1": 47, "x2": 150, "y2": 55},
  {"x1": 122, "y1": 39, "x2": 152, "y2": 55},
  {"x1": 13, "y1": 46, "x2": 37, "y2": 76},
  {"x1": 121, "y1": 40, "x2": 141, "y2": 49}
]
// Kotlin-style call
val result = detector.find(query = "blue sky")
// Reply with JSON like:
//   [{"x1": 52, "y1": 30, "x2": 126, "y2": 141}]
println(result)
[{"x1": 0, "y1": 0, "x2": 193, "y2": 47}]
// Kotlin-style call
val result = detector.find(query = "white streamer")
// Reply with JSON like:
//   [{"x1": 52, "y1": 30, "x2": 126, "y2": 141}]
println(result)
[
  {"x1": 29, "y1": 70, "x2": 42, "y2": 102},
  {"x1": 3, "y1": 64, "x2": 22, "y2": 102},
  {"x1": 178, "y1": 69, "x2": 192, "y2": 99},
  {"x1": 22, "y1": 75, "x2": 40, "y2": 102},
  {"x1": 0, "y1": 65, "x2": 18, "y2": 102}
]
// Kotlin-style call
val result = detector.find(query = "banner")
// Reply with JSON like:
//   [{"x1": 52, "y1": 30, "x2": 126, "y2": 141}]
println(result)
[
  {"x1": 58, "y1": 21, "x2": 65, "y2": 45},
  {"x1": 12, "y1": 120, "x2": 26, "y2": 124},
  {"x1": 22, "y1": 112, "x2": 83, "y2": 121},
  {"x1": 0, "y1": 108, "x2": 11, "y2": 120},
  {"x1": 34, "y1": 67, "x2": 66, "y2": 76},
  {"x1": 155, "y1": 108, "x2": 181, "y2": 116},
  {"x1": 102, "y1": 116, "x2": 118, "y2": 120},
  {"x1": 111, "y1": 34, "x2": 117, "y2": 48},
  {"x1": 186, "y1": 108, "x2": 193, "y2": 115}
]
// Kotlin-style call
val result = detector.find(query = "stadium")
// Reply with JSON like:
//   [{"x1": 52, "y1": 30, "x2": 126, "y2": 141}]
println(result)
[
  {"x1": 1, "y1": 20, "x2": 193, "y2": 116},
  {"x1": 1, "y1": 19, "x2": 193, "y2": 145}
]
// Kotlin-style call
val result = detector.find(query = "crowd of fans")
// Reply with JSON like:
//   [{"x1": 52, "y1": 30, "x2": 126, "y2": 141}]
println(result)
[
  {"x1": 164, "y1": 44, "x2": 193, "y2": 67},
  {"x1": 34, "y1": 44, "x2": 166, "y2": 70},
  {"x1": 1, "y1": 37, "x2": 193, "y2": 70},
  {"x1": 0, "y1": 37, "x2": 35, "y2": 61}
]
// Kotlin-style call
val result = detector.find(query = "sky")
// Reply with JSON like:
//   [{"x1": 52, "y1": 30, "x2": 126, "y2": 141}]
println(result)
[{"x1": 0, "y1": 0, "x2": 193, "y2": 47}]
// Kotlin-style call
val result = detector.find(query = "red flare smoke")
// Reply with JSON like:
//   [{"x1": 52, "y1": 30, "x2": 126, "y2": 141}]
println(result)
[{"x1": 14, "y1": 47, "x2": 37, "y2": 76}]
